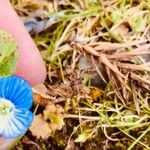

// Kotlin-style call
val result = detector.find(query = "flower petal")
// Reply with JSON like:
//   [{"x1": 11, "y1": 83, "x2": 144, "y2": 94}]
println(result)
[
  {"x1": 1, "y1": 109, "x2": 33, "y2": 138},
  {"x1": 0, "y1": 76, "x2": 32, "y2": 109}
]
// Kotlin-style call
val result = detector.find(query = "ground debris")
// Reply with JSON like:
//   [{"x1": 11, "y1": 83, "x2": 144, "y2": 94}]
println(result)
[{"x1": 11, "y1": 0, "x2": 150, "y2": 149}]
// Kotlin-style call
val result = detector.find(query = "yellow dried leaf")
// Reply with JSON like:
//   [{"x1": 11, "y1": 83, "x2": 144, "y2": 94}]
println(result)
[
  {"x1": 29, "y1": 114, "x2": 51, "y2": 139},
  {"x1": 90, "y1": 87, "x2": 103, "y2": 101},
  {"x1": 32, "y1": 84, "x2": 54, "y2": 106},
  {"x1": 44, "y1": 103, "x2": 56, "y2": 120},
  {"x1": 44, "y1": 103, "x2": 64, "y2": 131}
]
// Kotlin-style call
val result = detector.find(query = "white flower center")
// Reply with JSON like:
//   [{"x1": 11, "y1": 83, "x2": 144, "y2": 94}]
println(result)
[{"x1": 0, "y1": 98, "x2": 15, "y2": 115}]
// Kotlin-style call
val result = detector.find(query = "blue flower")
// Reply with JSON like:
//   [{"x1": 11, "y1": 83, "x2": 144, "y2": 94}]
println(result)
[{"x1": 0, "y1": 75, "x2": 33, "y2": 139}]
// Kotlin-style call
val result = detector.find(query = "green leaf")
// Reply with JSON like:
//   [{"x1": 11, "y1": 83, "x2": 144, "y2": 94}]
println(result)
[
  {"x1": 129, "y1": 15, "x2": 146, "y2": 32},
  {"x1": 75, "y1": 131, "x2": 90, "y2": 143},
  {"x1": 0, "y1": 51, "x2": 19, "y2": 76},
  {"x1": 0, "y1": 29, "x2": 18, "y2": 76},
  {"x1": 147, "y1": 14, "x2": 150, "y2": 25},
  {"x1": 50, "y1": 113, "x2": 64, "y2": 131},
  {"x1": 111, "y1": 10, "x2": 123, "y2": 23}
]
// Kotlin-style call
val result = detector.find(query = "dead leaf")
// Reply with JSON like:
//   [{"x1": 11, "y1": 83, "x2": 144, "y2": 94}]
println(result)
[
  {"x1": 82, "y1": 44, "x2": 100, "y2": 57},
  {"x1": 107, "y1": 50, "x2": 150, "y2": 59},
  {"x1": 99, "y1": 54, "x2": 126, "y2": 79},
  {"x1": 84, "y1": 16, "x2": 99, "y2": 34},
  {"x1": 33, "y1": 84, "x2": 55, "y2": 106},
  {"x1": 90, "y1": 40, "x2": 147, "y2": 51},
  {"x1": 91, "y1": 56, "x2": 107, "y2": 83},
  {"x1": 33, "y1": 93, "x2": 49, "y2": 106},
  {"x1": 93, "y1": 42, "x2": 124, "y2": 51},
  {"x1": 29, "y1": 114, "x2": 51, "y2": 139},
  {"x1": 33, "y1": 84, "x2": 49, "y2": 98},
  {"x1": 117, "y1": 62, "x2": 150, "y2": 72},
  {"x1": 131, "y1": 73, "x2": 150, "y2": 85},
  {"x1": 113, "y1": 24, "x2": 129, "y2": 36}
]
